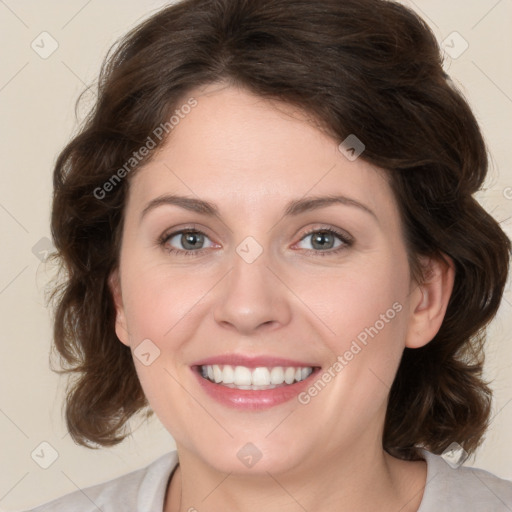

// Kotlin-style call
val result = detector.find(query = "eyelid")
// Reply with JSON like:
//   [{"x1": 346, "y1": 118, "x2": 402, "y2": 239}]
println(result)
[
  {"x1": 297, "y1": 224, "x2": 353, "y2": 243},
  {"x1": 158, "y1": 223, "x2": 213, "y2": 242}
]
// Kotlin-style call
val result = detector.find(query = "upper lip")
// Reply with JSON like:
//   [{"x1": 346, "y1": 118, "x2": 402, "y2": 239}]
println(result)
[{"x1": 192, "y1": 354, "x2": 320, "y2": 368}]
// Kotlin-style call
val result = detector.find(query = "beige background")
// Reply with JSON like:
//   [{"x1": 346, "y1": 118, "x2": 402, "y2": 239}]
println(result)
[{"x1": 0, "y1": 1, "x2": 511, "y2": 510}]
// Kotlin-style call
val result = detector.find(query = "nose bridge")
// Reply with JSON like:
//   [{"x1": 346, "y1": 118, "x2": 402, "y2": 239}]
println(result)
[{"x1": 212, "y1": 234, "x2": 291, "y2": 333}]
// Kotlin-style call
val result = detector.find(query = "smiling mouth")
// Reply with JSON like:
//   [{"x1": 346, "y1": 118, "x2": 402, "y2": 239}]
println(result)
[{"x1": 199, "y1": 364, "x2": 316, "y2": 390}]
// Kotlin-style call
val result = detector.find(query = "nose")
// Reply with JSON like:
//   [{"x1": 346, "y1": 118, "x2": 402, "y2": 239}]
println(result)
[{"x1": 212, "y1": 244, "x2": 292, "y2": 335}]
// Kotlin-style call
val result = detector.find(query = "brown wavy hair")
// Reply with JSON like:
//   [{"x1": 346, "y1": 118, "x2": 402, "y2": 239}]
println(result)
[{"x1": 48, "y1": 0, "x2": 511, "y2": 459}]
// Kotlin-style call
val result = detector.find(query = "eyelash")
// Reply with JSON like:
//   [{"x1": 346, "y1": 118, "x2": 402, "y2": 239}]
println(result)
[{"x1": 158, "y1": 225, "x2": 353, "y2": 258}]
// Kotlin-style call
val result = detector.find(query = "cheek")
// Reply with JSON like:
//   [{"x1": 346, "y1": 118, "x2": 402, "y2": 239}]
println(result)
[
  {"x1": 120, "y1": 260, "x2": 209, "y2": 343},
  {"x1": 293, "y1": 273, "x2": 408, "y2": 438},
  {"x1": 304, "y1": 252, "x2": 408, "y2": 348},
  {"x1": 118, "y1": 263, "x2": 205, "y2": 421},
  {"x1": 306, "y1": 249, "x2": 410, "y2": 395}
]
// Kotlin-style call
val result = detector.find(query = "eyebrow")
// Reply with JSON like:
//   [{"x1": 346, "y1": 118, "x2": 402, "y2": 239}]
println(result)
[{"x1": 140, "y1": 193, "x2": 377, "y2": 222}]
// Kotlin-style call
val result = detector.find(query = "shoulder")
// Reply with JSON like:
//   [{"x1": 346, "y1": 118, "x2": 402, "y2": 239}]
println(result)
[
  {"x1": 20, "y1": 451, "x2": 179, "y2": 512},
  {"x1": 419, "y1": 449, "x2": 512, "y2": 512}
]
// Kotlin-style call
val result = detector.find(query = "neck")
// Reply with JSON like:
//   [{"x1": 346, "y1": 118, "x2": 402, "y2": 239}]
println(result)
[{"x1": 165, "y1": 441, "x2": 427, "y2": 512}]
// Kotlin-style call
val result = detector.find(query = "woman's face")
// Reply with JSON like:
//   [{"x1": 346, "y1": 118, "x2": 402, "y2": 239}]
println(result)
[{"x1": 112, "y1": 84, "x2": 423, "y2": 475}]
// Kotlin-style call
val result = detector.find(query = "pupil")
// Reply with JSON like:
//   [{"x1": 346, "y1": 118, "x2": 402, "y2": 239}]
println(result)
[
  {"x1": 313, "y1": 231, "x2": 333, "y2": 249},
  {"x1": 183, "y1": 232, "x2": 203, "y2": 250}
]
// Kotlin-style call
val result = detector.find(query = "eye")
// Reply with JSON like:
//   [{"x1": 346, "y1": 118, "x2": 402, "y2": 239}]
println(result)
[
  {"x1": 295, "y1": 227, "x2": 353, "y2": 255},
  {"x1": 159, "y1": 228, "x2": 217, "y2": 256},
  {"x1": 158, "y1": 226, "x2": 353, "y2": 257}
]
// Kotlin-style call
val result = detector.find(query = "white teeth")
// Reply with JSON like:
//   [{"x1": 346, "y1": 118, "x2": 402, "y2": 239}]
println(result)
[
  {"x1": 200, "y1": 364, "x2": 315, "y2": 388},
  {"x1": 270, "y1": 367, "x2": 285, "y2": 385},
  {"x1": 252, "y1": 367, "x2": 270, "y2": 386},
  {"x1": 233, "y1": 366, "x2": 252, "y2": 386},
  {"x1": 222, "y1": 364, "x2": 234, "y2": 384},
  {"x1": 301, "y1": 367, "x2": 311, "y2": 380},
  {"x1": 284, "y1": 367, "x2": 296, "y2": 384},
  {"x1": 213, "y1": 365, "x2": 223, "y2": 383}
]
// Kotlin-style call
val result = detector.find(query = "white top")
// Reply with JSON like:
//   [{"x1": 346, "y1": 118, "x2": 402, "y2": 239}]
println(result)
[{"x1": 21, "y1": 449, "x2": 512, "y2": 511}]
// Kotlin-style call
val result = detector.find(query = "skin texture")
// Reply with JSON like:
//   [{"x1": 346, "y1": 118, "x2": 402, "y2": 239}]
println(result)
[{"x1": 110, "y1": 84, "x2": 455, "y2": 512}]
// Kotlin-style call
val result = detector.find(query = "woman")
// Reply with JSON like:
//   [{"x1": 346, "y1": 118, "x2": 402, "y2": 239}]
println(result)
[{"x1": 25, "y1": 0, "x2": 512, "y2": 510}]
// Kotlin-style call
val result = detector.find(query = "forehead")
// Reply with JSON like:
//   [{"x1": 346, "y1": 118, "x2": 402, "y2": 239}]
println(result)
[{"x1": 127, "y1": 84, "x2": 396, "y2": 222}]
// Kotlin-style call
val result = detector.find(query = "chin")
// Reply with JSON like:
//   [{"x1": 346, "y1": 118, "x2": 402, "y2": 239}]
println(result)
[{"x1": 189, "y1": 437, "x2": 307, "y2": 476}]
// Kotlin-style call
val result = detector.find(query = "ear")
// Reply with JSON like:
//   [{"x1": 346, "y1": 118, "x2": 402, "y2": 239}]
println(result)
[
  {"x1": 405, "y1": 253, "x2": 455, "y2": 349},
  {"x1": 108, "y1": 268, "x2": 130, "y2": 347}
]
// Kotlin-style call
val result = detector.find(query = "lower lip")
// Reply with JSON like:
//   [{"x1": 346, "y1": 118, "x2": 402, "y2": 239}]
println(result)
[{"x1": 192, "y1": 367, "x2": 320, "y2": 410}]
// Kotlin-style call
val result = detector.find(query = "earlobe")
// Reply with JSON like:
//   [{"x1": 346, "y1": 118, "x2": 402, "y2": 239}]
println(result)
[
  {"x1": 108, "y1": 269, "x2": 130, "y2": 347},
  {"x1": 405, "y1": 253, "x2": 455, "y2": 349}
]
